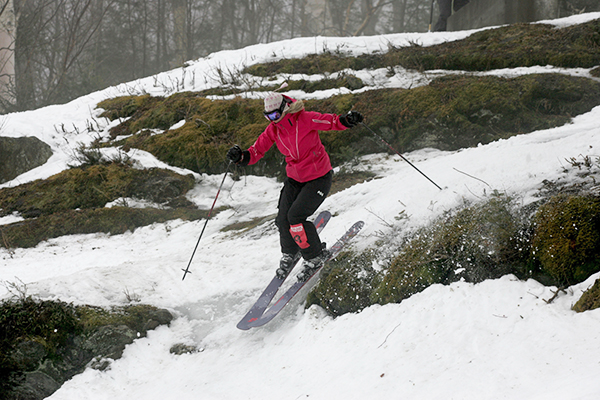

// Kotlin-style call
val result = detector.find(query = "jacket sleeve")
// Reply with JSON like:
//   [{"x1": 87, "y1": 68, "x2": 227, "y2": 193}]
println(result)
[
  {"x1": 246, "y1": 125, "x2": 276, "y2": 165},
  {"x1": 302, "y1": 111, "x2": 348, "y2": 132}
]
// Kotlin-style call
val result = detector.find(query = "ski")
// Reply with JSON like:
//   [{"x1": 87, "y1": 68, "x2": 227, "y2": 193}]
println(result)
[
  {"x1": 245, "y1": 220, "x2": 364, "y2": 329},
  {"x1": 236, "y1": 210, "x2": 332, "y2": 330}
]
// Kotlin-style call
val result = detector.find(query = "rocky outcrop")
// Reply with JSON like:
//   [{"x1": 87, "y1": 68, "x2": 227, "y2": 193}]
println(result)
[
  {"x1": 7, "y1": 306, "x2": 173, "y2": 400},
  {"x1": 0, "y1": 136, "x2": 53, "y2": 184}
]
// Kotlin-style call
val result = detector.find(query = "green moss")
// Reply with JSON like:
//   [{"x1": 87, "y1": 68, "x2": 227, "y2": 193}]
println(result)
[
  {"x1": 99, "y1": 74, "x2": 600, "y2": 177},
  {"x1": 307, "y1": 251, "x2": 380, "y2": 316},
  {"x1": 244, "y1": 52, "x2": 378, "y2": 76},
  {"x1": 573, "y1": 278, "x2": 600, "y2": 312},
  {"x1": 373, "y1": 194, "x2": 532, "y2": 305},
  {"x1": 0, "y1": 297, "x2": 81, "y2": 395},
  {"x1": 98, "y1": 94, "x2": 160, "y2": 121},
  {"x1": 244, "y1": 19, "x2": 600, "y2": 76},
  {"x1": 533, "y1": 194, "x2": 600, "y2": 286},
  {"x1": 0, "y1": 206, "x2": 210, "y2": 248},
  {"x1": 0, "y1": 164, "x2": 195, "y2": 218},
  {"x1": 0, "y1": 298, "x2": 170, "y2": 396},
  {"x1": 198, "y1": 75, "x2": 364, "y2": 97},
  {"x1": 75, "y1": 304, "x2": 167, "y2": 334}
]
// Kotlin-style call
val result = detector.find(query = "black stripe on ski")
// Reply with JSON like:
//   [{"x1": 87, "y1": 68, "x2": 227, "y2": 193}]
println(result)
[
  {"x1": 245, "y1": 220, "x2": 364, "y2": 329},
  {"x1": 236, "y1": 211, "x2": 332, "y2": 330}
]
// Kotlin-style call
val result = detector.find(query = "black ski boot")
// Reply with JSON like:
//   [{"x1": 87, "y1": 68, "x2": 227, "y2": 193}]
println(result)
[
  {"x1": 297, "y1": 248, "x2": 330, "y2": 282},
  {"x1": 276, "y1": 253, "x2": 299, "y2": 279}
]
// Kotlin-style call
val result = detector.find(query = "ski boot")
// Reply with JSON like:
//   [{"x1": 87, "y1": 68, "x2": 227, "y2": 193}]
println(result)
[
  {"x1": 276, "y1": 252, "x2": 299, "y2": 279},
  {"x1": 296, "y1": 248, "x2": 330, "y2": 282}
]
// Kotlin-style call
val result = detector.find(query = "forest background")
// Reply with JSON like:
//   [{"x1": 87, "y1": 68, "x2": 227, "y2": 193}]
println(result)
[{"x1": 0, "y1": 0, "x2": 445, "y2": 113}]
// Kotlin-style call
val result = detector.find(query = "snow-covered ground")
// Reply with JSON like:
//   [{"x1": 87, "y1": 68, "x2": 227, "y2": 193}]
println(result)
[{"x1": 1, "y1": 12, "x2": 600, "y2": 400}]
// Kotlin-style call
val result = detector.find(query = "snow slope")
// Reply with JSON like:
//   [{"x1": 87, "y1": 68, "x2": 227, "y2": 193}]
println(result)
[{"x1": 1, "y1": 12, "x2": 600, "y2": 400}]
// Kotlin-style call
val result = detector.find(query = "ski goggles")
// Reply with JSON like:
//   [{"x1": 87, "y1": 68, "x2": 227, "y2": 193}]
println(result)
[{"x1": 263, "y1": 98, "x2": 289, "y2": 122}]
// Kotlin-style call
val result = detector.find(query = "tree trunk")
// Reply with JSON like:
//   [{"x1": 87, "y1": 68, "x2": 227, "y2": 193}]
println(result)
[
  {"x1": 172, "y1": 0, "x2": 187, "y2": 67},
  {"x1": 0, "y1": 0, "x2": 16, "y2": 110}
]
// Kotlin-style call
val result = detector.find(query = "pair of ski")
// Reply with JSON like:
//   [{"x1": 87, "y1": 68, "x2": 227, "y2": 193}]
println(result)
[{"x1": 237, "y1": 211, "x2": 364, "y2": 330}]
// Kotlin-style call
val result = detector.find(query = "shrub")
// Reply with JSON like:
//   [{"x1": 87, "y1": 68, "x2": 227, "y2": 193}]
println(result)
[
  {"x1": 533, "y1": 194, "x2": 600, "y2": 286},
  {"x1": 0, "y1": 297, "x2": 80, "y2": 396},
  {"x1": 306, "y1": 251, "x2": 380, "y2": 316},
  {"x1": 372, "y1": 194, "x2": 532, "y2": 305}
]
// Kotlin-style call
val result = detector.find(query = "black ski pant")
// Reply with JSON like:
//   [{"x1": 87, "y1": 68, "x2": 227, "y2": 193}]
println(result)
[{"x1": 275, "y1": 170, "x2": 333, "y2": 260}]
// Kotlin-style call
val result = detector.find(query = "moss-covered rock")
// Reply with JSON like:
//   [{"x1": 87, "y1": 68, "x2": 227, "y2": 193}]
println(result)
[
  {"x1": 533, "y1": 194, "x2": 600, "y2": 286},
  {"x1": 0, "y1": 297, "x2": 173, "y2": 400},
  {"x1": 372, "y1": 194, "x2": 532, "y2": 305},
  {"x1": 573, "y1": 278, "x2": 600, "y2": 312},
  {"x1": 0, "y1": 137, "x2": 53, "y2": 184},
  {"x1": 244, "y1": 19, "x2": 600, "y2": 76},
  {"x1": 0, "y1": 161, "x2": 207, "y2": 248},
  {"x1": 306, "y1": 251, "x2": 380, "y2": 316},
  {"x1": 97, "y1": 74, "x2": 600, "y2": 178},
  {"x1": 0, "y1": 206, "x2": 209, "y2": 248},
  {"x1": 0, "y1": 163, "x2": 195, "y2": 218}
]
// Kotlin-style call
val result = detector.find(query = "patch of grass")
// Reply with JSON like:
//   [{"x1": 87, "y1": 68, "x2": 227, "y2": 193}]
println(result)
[
  {"x1": 372, "y1": 193, "x2": 533, "y2": 305},
  {"x1": 244, "y1": 19, "x2": 600, "y2": 76},
  {"x1": 330, "y1": 170, "x2": 377, "y2": 194},
  {"x1": 0, "y1": 163, "x2": 195, "y2": 218},
  {"x1": 75, "y1": 304, "x2": 171, "y2": 334},
  {"x1": 97, "y1": 95, "x2": 161, "y2": 121},
  {"x1": 98, "y1": 74, "x2": 600, "y2": 178},
  {"x1": 0, "y1": 297, "x2": 80, "y2": 395},
  {"x1": 220, "y1": 214, "x2": 275, "y2": 233},
  {"x1": 307, "y1": 251, "x2": 380, "y2": 316},
  {"x1": 244, "y1": 52, "x2": 380, "y2": 77},
  {"x1": 0, "y1": 206, "x2": 211, "y2": 248},
  {"x1": 533, "y1": 194, "x2": 600, "y2": 286},
  {"x1": 198, "y1": 74, "x2": 365, "y2": 97},
  {"x1": 573, "y1": 278, "x2": 600, "y2": 312}
]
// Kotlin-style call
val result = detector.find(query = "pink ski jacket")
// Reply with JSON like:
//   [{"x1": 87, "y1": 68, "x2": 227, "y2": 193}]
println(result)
[{"x1": 247, "y1": 99, "x2": 347, "y2": 183}]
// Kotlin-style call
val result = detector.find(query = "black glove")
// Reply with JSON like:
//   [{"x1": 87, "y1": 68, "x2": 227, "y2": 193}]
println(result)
[
  {"x1": 227, "y1": 144, "x2": 250, "y2": 166},
  {"x1": 340, "y1": 111, "x2": 363, "y2": 128},
  {"x1": 227, "y1": 145, "x2": 243, "y2": 163}
]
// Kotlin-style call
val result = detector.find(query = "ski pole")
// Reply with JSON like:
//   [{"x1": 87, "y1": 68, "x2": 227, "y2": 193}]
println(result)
[
  {"x1": 182, "y1": 161, "x2": 232, "y2": 281},
  {"x1": 360, "y1": 122, "x2": 443, "y2": 190}
]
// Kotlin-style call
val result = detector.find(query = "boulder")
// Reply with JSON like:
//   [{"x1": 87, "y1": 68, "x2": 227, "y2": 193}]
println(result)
[{"x1": 0, "y1": 137, "x2": 53, "y2": 184}]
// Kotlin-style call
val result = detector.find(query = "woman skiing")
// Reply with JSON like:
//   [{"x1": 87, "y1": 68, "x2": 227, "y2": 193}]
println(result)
[{"x1": 226, "y1": 90, "x2": 363, "y2": 281}]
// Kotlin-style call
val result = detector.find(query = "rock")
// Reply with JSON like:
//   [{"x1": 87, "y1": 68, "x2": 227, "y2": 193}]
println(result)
[
  {"x1": 83, "y1": 325, "x2": 138, "y2": 360},
  {"x1": 170, "y1": 343, "x2": 201, "y2": 355},
  {"x1": 11, "y1": 370, "x2": 60, "y2": 400},
  {"x1": 0, "y1": 137, "x2": 53, "y2": 184},
  {"x1": 4, "y1": 305, "x2": 173, "y2": 400},
  {"x1": 11, "y1": 340, "x2": 47, "y2": 371}
]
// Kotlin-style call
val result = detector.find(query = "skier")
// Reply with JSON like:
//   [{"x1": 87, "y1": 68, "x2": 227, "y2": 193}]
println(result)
[{"x1": 226, "y1": 91, "x2": 363, "y2": 281}]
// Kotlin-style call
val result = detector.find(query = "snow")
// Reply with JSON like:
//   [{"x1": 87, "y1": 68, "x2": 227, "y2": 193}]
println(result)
[{"x1": 1, "y1": 12, "x2": 600, "y2": 400}]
